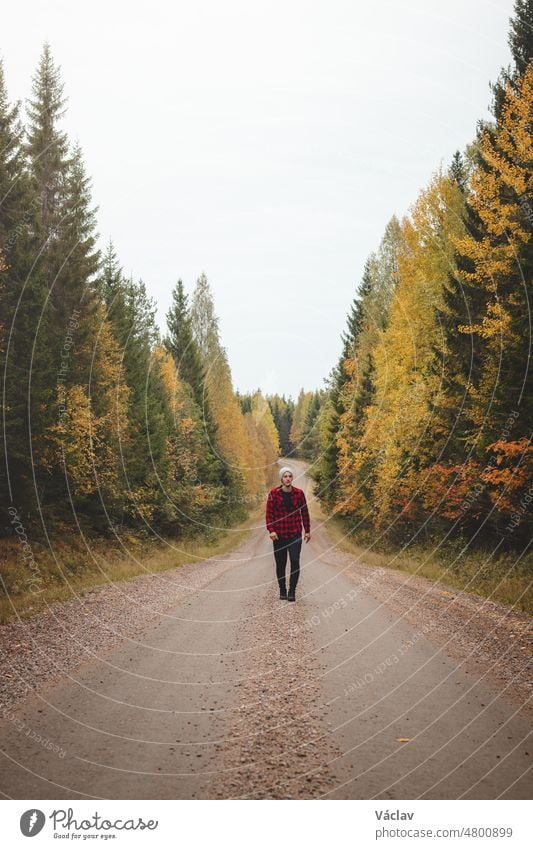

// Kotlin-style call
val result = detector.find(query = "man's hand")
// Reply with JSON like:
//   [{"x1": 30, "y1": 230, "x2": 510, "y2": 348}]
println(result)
[
  {"x1": 269, "y1": 531, "x2": 278, "y2": 541},
  {"x1": 304, "y1": 533, "x2": 311, "y2": 543}
]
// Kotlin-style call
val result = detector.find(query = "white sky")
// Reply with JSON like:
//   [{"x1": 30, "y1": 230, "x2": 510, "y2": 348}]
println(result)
[{"x1": 2, "y1": 0, "x2": 514, "y2": 399}]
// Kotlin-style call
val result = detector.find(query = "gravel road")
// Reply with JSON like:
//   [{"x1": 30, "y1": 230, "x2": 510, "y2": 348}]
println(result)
[{"x1": 0, "y1": 460, "x2": 531, "y2": 799}]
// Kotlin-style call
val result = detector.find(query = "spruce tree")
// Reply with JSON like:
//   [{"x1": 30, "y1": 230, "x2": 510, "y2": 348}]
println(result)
[
  {"x1": 54, "y1": 143, "x2": 100, "y2": 335},
  {"x1": 0, "y1": 60, "x2": 29, "y2": 261},
  {"x1": 267, "y1": 394, "x2": 294, "y2": 456},
  {"x1": 25, "y1": 43, "x2": 70, "y2": 295},
  {"x1": 189, "y1": 274, "x2": 248, "y2": 495},
  {"x1": 314, "y1": 258, "x2": 374, "y2": 504},
  {"x1": 432, "y1": 151, "x2": 488, "y2": 462},
  {"x1": 490, "y1": 0, "x2": 533, "y2": 120},
  {"x1": 0, "y1": 59, "x2": 35, "y2": 521},
  {"x1": 300, "y1": 391, "x2": 323, "y2": 459},
  {"x1": 164, "y1": 280, "x2": 207, "y2": 410},
  {"x1": 100, "y1": 268, "x2": 170, "y2": 525},
  {"x1": 3, "y1": 44, "x2": 71, "y2": 519},
  {"x1": 164, "y1": 278, "x2": 226, "y2": 481}
]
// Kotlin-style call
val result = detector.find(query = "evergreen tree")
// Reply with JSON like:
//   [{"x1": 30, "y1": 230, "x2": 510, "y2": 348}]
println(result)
[
  {"x1": 0, "y1": 59, "x2": 29, "y2": 262},
  {"x1": 300, "y1": 390, "x2": 323, "y2": 459},
  {"x1": 55, "y1": 143, "x2": 100, "y2": 330},
  {"x1": 430, "y1": 150, "x2": 488, "y2": 462},
  {"x1": 289, "y1": 389, "x2": 313, "y2": 449},
  {"x1": 491, "y1": 0, "x2": 533, "y2": 120},
  {"x1": 98, "y1": 262, "x2": 173, "y2": 526},
  {"x1": 3, "y1": 44, "x2": 71, "y2": 519},
  {"x1": 454, "y1": 67, "x2": 533, "y2": 443},
  {"x1": 314, "y1": 217, "x2": 400, "y2": 508},
  {"x1": 25, "y1": 43, "x2": 70, "y2": 300},
  {"x1": 164, "y1": 276, "x2": 225, "y2": 491},
  {"x1": 267, "y1": 394, "x2": 294, "y2": 455},
  {"x1": 37, "y1": 143, "x2": 108, "y2": 519},
  {"x1": 0, "y1": 58, "x2": 35, "y2": 521},
  {"x1": 98, "y1": 240, "x2": 124, "y2": 318},
  {"x1": 190, "y1": 274, "x2": 248, "y2": 494},
  {"x1": 312, "y1": 263, "x2": 372, "y2": 505},
  {"x1": 164, "y1": 279, "x2": 206, "y2": 410}
]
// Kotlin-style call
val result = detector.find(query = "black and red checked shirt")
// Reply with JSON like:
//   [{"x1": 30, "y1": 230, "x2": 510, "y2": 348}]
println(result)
[{"x1": 266, "y1": 485, "x2": 311, "y2": 539}]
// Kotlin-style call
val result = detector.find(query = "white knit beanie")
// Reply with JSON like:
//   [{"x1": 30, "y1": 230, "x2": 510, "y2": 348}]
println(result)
[{"x1": 279, "y1": 466, "x2": 293, "y2": 480}]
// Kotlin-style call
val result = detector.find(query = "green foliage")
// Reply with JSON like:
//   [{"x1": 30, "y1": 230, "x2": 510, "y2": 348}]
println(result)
[
  {"x1": 164, "y1": 279, "x2": 206, "y2": 409},
  {"x1": 0, "y1": 44, "x2": 277, "y2": 543},
  {"x1": 490, "y1": 0, "x2": 533, "y2": 120},
  {"x1": 315, "y1": 39, "x2": 533, "y2": 551},
  {"x1": 266, "y1": 394, "x2": 295, "y2": 455}
]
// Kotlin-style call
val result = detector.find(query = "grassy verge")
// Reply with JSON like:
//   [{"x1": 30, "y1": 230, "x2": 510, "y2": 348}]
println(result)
[
  {"x1": 0, "y1": 509, "x2": 260, "y2": 625},
  {"x1": 322, "y1": 513, "x2": 533, "y2": 615}
]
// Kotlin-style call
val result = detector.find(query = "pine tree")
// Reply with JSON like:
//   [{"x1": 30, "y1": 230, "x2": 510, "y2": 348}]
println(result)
[
  {"x1": 289, "y1": 389, "x2": 313, "y2": 450},
  {"x1": 2, "y1": 44, "x2": 71, "y2": 520},
  {"x1": 490, "y1": 0, "x2": 533, "y2": 121},
  {"x1": 154, "y1": 346, "x2": 228, "y2": 529},
  {"x1": 164, "y1": 279, "x2": 207, "y2": 410},
  {"x1": 300, "y1": 391, "x2": 323, "y2": 459},
  {"x1": 0, "y1": 59, "x2": 29, "y2": 262},
  {"x1": 190, "y1": 274, "x2": 249, "y2": 495},
  {"x1": 315, "y1": 218, "x2": 400, "y2": 508},
  {"x1": 99, "y1": 267, "x2": 173, "y2": 526},
  {"x1": 431, "y1": 150, "x2": 487, "y2": 462},
  {"x1": 0, "y1": 59, "x2": 36, "y2": 521},
  {"x1": 450, "y1": 66, "x2": 533, "y2": 534},
  {"x1": 334, "y1": 172, "x2": 463, "y2": 528},
  {"x1": 312, "y1": 263, "x2": 372, "y2": 506},
  {"x1": 55, "y1": 143, "x2": 100, "y2": 332},
  {"x1": 164, "y1": 277, "x2": 225, "y2": 491},
  {"x1": 25, "y1": 43, "x2": 70, "y2": 300},
  {"x1": 98, "y1": 241, "x2": 124, "y2": 315},
  {"x1": 37, "y1": 143, "x2": 107, "y2": 517},
  {"x1": 267, "y1": 394, "x2": 294, "y2": 455}
]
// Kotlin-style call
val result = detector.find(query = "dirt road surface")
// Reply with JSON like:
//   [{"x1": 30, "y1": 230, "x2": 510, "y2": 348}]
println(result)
[{"x1": 0, "y1": 460, "x2": 531, "y2": 799}]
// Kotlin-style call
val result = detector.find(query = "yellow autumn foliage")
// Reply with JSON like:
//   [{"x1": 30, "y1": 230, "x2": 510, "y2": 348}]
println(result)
[
  {"x1": 336, "y1": 172, "x2": 466, "y2": 525},
  {"x1": 453, "y1": 64, "x2": 532, "y2": 307}
]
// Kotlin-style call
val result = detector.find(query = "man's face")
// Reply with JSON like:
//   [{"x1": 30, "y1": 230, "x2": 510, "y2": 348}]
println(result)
[{"x1": 282, "y1": 472, "x2": 293, "y2": 486}]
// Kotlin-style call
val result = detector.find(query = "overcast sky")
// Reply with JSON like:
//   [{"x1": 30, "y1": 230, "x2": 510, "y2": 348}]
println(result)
[{"x1": 2, "y1": 0, "x2": 514, "y2": 399}]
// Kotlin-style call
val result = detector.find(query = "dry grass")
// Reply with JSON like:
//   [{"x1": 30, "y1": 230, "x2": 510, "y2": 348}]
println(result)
[
  {"x1": 0, "y1": 509, "x2": 260, "y2": 625},
  {"x1": 321, "y1": 513, "x2": 533, "y2": 615}
]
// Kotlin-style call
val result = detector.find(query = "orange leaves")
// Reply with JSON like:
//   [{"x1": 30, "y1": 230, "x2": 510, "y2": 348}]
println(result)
[
  {"x1": 487, "y1": 437, "x2": 532, "y2": 460},
  {"x1": 317, "y1": 68, "x2": 532, "y2": 542},
  {"x1": 482, "y1": 439, "x2": 533, "y2": 513},
  {"x1": 416, "y1": 438, "x2": 533, "y2": 522},
  {"x1": 417, "y1": 462, "x2": 485, "y2": 521}
]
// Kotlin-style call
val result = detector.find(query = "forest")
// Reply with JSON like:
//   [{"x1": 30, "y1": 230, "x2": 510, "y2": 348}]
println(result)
[
  {"x1": 309, "y1": 2, "x2": 532, "y2": 557},
  {"x1": 0, "y1": 0, "x2": 532, "y2": 613},
  {"x1": 0, "y1": 45, "x2": 282, "y2": 549}
]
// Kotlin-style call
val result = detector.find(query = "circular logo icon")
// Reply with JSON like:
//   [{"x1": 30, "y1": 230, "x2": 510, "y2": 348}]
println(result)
[{"x1": 20, "y1": 809, "x2": 46, "y2": 837}]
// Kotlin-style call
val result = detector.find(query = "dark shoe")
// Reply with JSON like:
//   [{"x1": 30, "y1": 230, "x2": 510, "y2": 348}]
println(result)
[
  {"x1": 279, "y1": 588, "x2": 288, "y2": 600},
  {"x1": 287, "y1": 590, "x2": 296, "y2": 602}
]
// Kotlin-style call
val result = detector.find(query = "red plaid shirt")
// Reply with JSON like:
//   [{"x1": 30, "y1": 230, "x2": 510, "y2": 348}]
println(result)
[{"x1": 265, "y1": 485, "x2": 311, "y2": 538}]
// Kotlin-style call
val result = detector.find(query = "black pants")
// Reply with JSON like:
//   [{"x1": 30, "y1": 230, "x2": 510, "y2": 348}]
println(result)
[{"x1": 273, "y1": 535, "x2": 302, "y2": 593}]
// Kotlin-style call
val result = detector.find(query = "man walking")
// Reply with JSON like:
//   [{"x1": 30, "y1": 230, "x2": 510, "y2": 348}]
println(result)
[{"x1": 266, "y1": 466, "x2": 311, "y2": 602}]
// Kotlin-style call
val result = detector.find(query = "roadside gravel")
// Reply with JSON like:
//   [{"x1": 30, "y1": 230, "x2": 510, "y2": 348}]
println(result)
[
  {"x1": 0, "y1": 541, "x2": 253, "y2": 716},
  {"x1": 1, "y1": 464, "x2": 531, "y2": 802},
  {"x1": 313, "y1": 523, "x2": 533, "y2": 718},
  {"x1": 205, "y1": 582, "x2": 344, "y2": 799}
]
